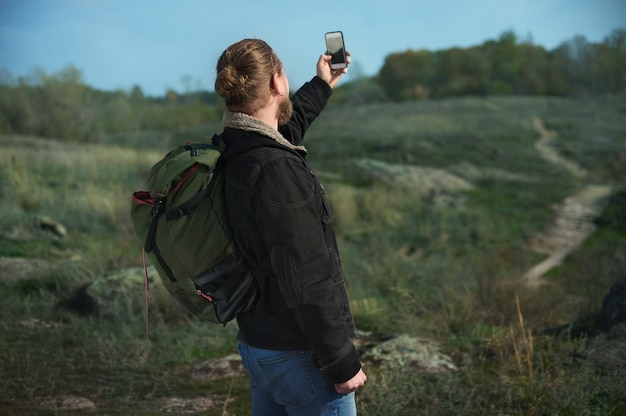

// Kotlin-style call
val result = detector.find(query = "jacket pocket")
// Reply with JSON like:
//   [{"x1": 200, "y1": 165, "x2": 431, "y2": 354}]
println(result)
[{"x1": 319, "y1": 183, "x2": 334, "y2": 224}]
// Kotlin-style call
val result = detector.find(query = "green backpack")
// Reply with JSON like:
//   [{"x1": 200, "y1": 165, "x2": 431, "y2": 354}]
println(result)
[{"x1": 131, "y1": 139, "x2": 259, "y2": 326}]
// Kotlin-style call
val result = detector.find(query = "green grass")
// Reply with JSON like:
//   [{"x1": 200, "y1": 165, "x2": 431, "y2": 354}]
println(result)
[{"x1": 1, "y1": 96, "x2": 625, "y2": 415}]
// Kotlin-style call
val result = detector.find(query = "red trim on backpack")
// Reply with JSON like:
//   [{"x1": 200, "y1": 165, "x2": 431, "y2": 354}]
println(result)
[
  {"x1": 169, "y1": 163, "x2": 201, "y2": 195},
  {"x1": 132, "y1": 163, "x2": 201, "y2": 205},
  {"x1": 132, "y1": 191, "x2": 155, "y2": 206}
]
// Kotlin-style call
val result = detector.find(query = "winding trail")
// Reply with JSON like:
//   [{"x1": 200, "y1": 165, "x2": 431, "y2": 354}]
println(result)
[
  {"x1": 532, "y1": 118, "x2": 587, "y2": 179},
  {"x1": 522, "y1": 118, "x2": 611, "y2": 287}
]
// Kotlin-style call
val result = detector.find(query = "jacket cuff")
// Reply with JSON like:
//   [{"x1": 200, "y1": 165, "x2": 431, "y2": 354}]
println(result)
[
  {"x1": 316, "y1": 343, "x2": 362, "y2": 384},
  {"x1": 309, "y1": 76, "x2": 333, "y2": 100}
]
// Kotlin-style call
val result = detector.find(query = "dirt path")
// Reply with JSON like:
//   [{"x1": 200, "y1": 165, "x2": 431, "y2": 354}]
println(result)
[
  {"x1": 522, "y1": 118, "x2": 611, "y2": 287},
  {"x1": 532, "y1": 118, "x2": 587, "y2": 179}
]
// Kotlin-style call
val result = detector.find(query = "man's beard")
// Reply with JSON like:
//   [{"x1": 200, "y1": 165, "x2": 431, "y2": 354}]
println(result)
[{"x1": 277, "y1": 96, "x2": 293, "y2": 126}]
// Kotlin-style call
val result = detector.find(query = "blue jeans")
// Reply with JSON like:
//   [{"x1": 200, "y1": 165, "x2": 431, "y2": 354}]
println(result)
[{"x1": 238, "y1": 343, "x2": 357, "y2": 416}]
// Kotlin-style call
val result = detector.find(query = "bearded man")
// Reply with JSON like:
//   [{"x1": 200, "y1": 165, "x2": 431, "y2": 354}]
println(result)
[{"x1": 214, "y1": 38, "x2": 366, "y2": 416}]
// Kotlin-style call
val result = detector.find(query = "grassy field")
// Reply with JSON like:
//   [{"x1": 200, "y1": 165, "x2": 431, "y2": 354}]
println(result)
[{"x1": 1, "y1": 96, "x2": 625, "y2": 415}]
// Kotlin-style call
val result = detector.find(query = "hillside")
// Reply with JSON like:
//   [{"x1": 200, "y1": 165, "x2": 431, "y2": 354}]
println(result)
[{"x1": 0, "y1": 96, "x2": 625, "y2": 415}]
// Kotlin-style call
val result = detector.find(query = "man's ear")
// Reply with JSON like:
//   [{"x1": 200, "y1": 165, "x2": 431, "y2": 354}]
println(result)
[{"x1": 270, "y1": 72, "x2": 286, "y2": 96}]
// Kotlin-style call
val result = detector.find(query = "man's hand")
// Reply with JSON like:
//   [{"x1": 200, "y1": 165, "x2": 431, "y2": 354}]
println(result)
[
  {"x1": 317, "y1": 52, "x2": 351, "y2": 89},
  {"x1": 334, "y1": 368, "x2": 367, "y2": 394}
]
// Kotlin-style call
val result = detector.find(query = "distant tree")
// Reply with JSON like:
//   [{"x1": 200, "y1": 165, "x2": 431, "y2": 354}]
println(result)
[
  {"x1": 602, "y1": 28, "x2": 626, "y2": 92},
  {"x1": 0, "y1": 70, "x2": 25, "y2": 134},
  {"x1": 545, "y1": 43, "x2": 571, "y2": 95},
  {"x1": 129, "y1": 85, "x2": 145, "y2": 104},
  {"x1": 517, "y1": 42, "x2": 550, "y2": 95},
  {"x1": 196, "y1": 91, "x2": 220, "y2": 106},
  {"x1": 434, "y1": 47, "x2": 490, "y2": 97},
  {"x1": 97, "y1": 90, "x2": 140, "y2": 133},
  {"x1": 482, "y1": 30, "x2": 522, "y2": 94},
  {"x1": 378, "y1": 49, "x2": 436, "y2": 100},
  {"x1": 17, "y1": 65, "x2": 96, "y2": 141},
  {"x1": 562, "y1": 35, "x2": 593, "y2": 93},
  {"x1": 165, "y1": 88, "x2": 178, "y2": 105}
]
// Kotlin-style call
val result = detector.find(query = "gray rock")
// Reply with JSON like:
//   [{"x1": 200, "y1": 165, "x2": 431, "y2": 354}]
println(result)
[
  {"x1": 595, "y1": 277, "x2": 626, "y2": 332},
  {"x1": 35, "y1": 216, "x2": 68, "y2": 238},
  {"x1": 353, "y1": 158, "x2": 474, "y2": 194},
  {"x1": 0, "y1": 256, "x2": 55, "y2": 281},
  {"x1": 38, "y1": 395, "x2": 96, "y2": 410},
  {"x1": 353, "y1": 158, "x2": 473, "y2": 206},
  {"x1": 192, "y1": 353, "x2": 245, "y2": 381},
  {"x1": 63, "y1": 265, "x2": 187, "y2": 321},
  {"x1": 155, "y1": 396, "x2": 228, "y2": 414},
  {"x1": 361, "y1": 333, "x2": 458, "y2": 373}
]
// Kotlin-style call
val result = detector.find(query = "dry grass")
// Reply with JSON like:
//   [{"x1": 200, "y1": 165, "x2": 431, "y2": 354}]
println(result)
[{"x1": 1, "y1": 96, "x2": 625, "y2": 415}]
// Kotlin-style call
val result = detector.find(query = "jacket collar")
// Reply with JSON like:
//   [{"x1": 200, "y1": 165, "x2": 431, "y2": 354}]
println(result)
[{"x1": 222, "y1": 111, "x2": 307, "y2": 153}]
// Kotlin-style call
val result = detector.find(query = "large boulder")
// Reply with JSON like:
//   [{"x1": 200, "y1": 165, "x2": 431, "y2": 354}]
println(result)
[
  {"x1": 595, "y1": 277, "x2": 626, "y2": 332},
  {"x1": 61, "y1": 266, "x2": 187, "y2": 321},
  {"x1": 541, "y1": 278, "x2": 626, "y2": 375},
  {"x1": 542, "y1": 277, "x2": 626, "y2": 338},
  {"x1": 360, "y1": 333, "x2": 458, "y2": 373}
]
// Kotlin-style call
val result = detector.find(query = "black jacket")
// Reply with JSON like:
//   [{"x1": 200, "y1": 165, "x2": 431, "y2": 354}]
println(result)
[{"x1": 219, "y1": 76, "x2": 361, "y2": 384}]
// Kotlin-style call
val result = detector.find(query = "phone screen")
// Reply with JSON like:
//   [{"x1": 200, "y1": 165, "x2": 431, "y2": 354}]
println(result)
[{"x1": 325, "y1": 31, "x2": 347, "y2": 69}]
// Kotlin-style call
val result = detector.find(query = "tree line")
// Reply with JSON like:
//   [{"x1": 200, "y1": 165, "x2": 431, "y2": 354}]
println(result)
[
  {"x1": 0, "y1": 29, "x2": 624, "y2": 141},
  {"x1": 375, "y1": 28, "x2": 626, "y2": 101},
  {"x1": 0, "y1": 67, "x2": 223, "y2": 142}
]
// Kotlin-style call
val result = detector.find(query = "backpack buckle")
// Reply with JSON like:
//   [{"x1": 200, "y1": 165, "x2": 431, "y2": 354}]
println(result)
[
  {"x1": 150, "y1": 198, "x2": 166, "y2": 219},
  {"x1": 183, "y1": 144, "x2": 198, "y2": 157}
]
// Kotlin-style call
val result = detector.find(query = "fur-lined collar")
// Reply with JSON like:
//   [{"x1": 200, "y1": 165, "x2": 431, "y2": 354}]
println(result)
[{"x1": 222, "y1": 111, "x2": 307, "y2": 153}]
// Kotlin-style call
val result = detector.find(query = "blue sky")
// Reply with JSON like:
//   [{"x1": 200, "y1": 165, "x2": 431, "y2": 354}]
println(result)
[{"x1": 1, "y1": 0, "x2": 624, "y2": 96}]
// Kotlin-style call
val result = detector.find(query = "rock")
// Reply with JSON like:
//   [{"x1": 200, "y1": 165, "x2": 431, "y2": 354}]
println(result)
[
  {"x1": 360, "y1": 333, "x2": 458, "y2": 373},
  {"x1": 35, "y1": 216, "x2": 68, "y2": 238},
  {"x1": 155, "y1": 396, "x2": 228, "y2": 414},
  {"x1": 61, "y1": 266, "x2": 183, "y2": 320},
  {"x1": 595, "y1": 277, "x2": 626, "y2": 332},
  {"x1": 353, "y1": 158, "x2": 473, "y2": 205},
  {"x1": 0, "y1": 256, "x2": 55, "y2": 281},
  {"x1": 18, "y1": 318, "x2": 57, "y2": 330},
  {"x1": 352, "y1": 330, "x2": 396, "y2": 352},
  {"x1": 192, "y1": 353, "x2": 245, "y2": 381},
  {"x1": 541, "y1": 278, "x2": 626, "y2": 338},
  {"x1": 449, "y1": 162, "x2": 533, "y2": 183},
  {"x1": 83, "y1": 266, "x2": 151, "y2": 317},
  {"x1": 38, "y1": 395, "x2": 96, "y2": 410},
  {"x1": 596, "y1": 277, "x2": 626, "y2": 331},
  {"x1": 61, "y1": 266, "x2": 152, "y2": 318}
]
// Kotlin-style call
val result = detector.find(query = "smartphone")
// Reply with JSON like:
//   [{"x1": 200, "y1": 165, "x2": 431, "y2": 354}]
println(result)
[{"x1": 325, "y1": 31, "x2": 347, "y2": 70}]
